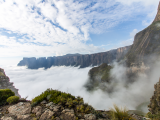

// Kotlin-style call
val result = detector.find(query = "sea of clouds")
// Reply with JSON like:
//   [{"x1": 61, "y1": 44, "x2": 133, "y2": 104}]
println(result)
[{"x1": 1, "y1": 57, "x2": 160, "y2": 112}]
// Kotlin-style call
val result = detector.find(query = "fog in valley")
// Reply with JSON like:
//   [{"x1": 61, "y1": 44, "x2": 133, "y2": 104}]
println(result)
[{"x1": 1, "y1": 57, "x2": 160, "y2": 113}]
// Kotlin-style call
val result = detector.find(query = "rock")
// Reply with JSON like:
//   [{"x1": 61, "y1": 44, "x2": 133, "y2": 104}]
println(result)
[
  {"x1": 8, "y1": 102, "x2": 31, "y2": 115},
  {"x1": 46, "y1": 102, "x2": 54, "y2": 107},
  {"x1": 0, "y1": 68, "x2": 20, "y2": 97},
  {"x1": 41, "y1": 100, "x2": 47, "y2": 104},
  {"x1": 84, "y1": 114, "x2": 96, "y2": 120},
  {"x1": 60, "y1": 109, "x2": 76, "y2": 120},
  {"x1": 50, "y1": 105, "x2": 60, "y2": 112},
  {"x1": 39, "y1": 109, "x2": 55, "y2": 120},
  {"x1": 55, "y1": 117, "x2": 61, "y2": 120},
  {"x1": 1, "y1": 116, "x2": 14, "y2": 120},
  {"x1": 17, "y1": 114, "x2": 30, "y2": 120},
  {"x1": 32, "y1": 106, "x2": 42, "y2": 117}
]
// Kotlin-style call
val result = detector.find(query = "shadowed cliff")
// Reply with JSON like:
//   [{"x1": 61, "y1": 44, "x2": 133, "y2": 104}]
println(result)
[{"x1": 18, "y1": 46, "x2": 130, "y2": 69}]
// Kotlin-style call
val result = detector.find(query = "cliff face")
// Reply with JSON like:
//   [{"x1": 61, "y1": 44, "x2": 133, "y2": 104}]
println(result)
[
  {"x1": 126, "y1": 2, "x2": 160, "y2": 66},
  {"x1": 18, "y1": 46, "x2": 131, "y2": 69},
  {"x1": 0, "y1": 68, "x2": 20, "y2": 97}
]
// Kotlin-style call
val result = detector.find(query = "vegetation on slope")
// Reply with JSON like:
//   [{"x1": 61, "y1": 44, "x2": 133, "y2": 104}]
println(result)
[{"x1": 85, "y1": 63, "x2": 112, "y2": 91}]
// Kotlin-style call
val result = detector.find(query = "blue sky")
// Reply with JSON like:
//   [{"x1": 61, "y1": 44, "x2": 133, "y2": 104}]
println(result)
[{"x1": 0, "y1": 0, "x2": 159, "y2": 63}]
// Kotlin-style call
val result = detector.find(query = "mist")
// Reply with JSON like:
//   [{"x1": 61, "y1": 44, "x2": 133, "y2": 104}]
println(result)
[{"x1": 2, "y1": 58, "x2": 160, "y2": 112}]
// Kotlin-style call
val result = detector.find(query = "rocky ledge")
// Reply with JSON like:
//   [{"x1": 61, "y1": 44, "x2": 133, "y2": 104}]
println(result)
[{"x1": 0, "y1": 100, "x2": 150, "y2": 120}]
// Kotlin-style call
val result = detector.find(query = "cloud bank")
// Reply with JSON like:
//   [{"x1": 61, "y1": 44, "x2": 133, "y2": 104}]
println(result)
[{"x1": 2, "y1": 61, "x2": 158, "y2": 112}]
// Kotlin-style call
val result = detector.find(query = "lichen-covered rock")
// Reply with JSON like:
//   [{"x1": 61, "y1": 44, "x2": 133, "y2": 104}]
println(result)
[
  {"x1": 8, "y1": 102, "x2": 31, "y2": 115},
  {"x1": 0, "y1": 68, "x2": 20, "y2": 98},
  {"x1": 39, "y1": 109, "x2": 55, "y2": 120},
  {"x1": 60, "y1": 109, "x2": 76, "y2": 120},
  {"x1": 84, "y1": 114, "x2": 96, "y2": 120}
]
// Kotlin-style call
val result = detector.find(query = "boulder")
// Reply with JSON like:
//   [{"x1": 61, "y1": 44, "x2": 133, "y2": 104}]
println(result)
[
  {"x1": 32, "y1": 106, "x2": 42, "y2": 117},
  {"x1": 39, "y1": 109, "x2": 55, "y2": 120},
  {"x1": 60, "y1": 109, "x2": 76, "y2": 120},
  {"x1": 8, "y1": 102, "x2": 31, "y2": 115}
]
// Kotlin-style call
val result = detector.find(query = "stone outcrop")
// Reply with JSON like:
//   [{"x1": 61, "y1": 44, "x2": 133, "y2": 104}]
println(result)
[
  {"x1": 0, "y1": 68, "x2": 20, "y2": 97},
  {"x1": 17, "y1": 46, "x2": 131, "y2": 69}
]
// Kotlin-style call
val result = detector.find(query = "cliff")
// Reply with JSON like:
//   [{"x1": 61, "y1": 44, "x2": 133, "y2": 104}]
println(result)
[
  {"x1": 18, "y1": 46, "x2": 131, "y2": 69},
  {"x1": 0, "y1": 68, "x2": 20, "y2": 97},
  {"x1": 126, "y1": 2, "x2": 160, "y2": 66}
]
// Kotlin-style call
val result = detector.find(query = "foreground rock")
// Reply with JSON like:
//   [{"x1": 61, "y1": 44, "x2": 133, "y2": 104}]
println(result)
[
  {"x1": 0, "y1": 101, "x2": 151, "y2": 120},
  {"x1": 0, "y1": 101, "x2": 110, "y2": 120},
  {"x1": 0, "y1": 68, "x2": 20, "y2": 97}
]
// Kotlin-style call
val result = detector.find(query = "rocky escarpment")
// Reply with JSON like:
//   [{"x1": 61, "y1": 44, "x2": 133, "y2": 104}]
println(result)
[
  {"x1": 0, "y1": 68, "x2": 20, "y2": 97},
  {"x1": 17, "y1": 46, "x2": 131, "y2": 69},
  {"x1": 126, "y1": 2, "x2": 160, "y2": 66},
  {"x1": 148, "y1": 78, "x2": 160, "y2": 114}
]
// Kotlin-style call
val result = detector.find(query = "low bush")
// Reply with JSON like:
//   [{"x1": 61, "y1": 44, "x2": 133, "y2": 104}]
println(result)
[
  {"x1": 31, "y1": 88, "x2": 84, "y2": 107},
  {"x1": 110, "y1": 104, "x2": 135, "y2": 120},
  {"x1": 7, "y1": 96, "x2": 19, "y2": 104},
  {"x1": 145, "y1": 112, "x2": 160, "y2": 120},
  {"x1": 0, "y1": 89, "x2": 15, "y2": 106}
]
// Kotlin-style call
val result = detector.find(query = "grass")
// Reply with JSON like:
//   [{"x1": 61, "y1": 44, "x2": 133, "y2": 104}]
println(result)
[{"x1": 110, "y1": 104, "x2": 135, "y2": 120}]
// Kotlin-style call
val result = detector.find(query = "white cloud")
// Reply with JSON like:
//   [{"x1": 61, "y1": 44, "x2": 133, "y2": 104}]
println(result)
[
  {"x1": 0, "y1": 0, "x2": 159, "y2": 57},
  {"x1": 116, "y1": 0, "x2": 159, "y2": 6},
  {"x1": 130, "y1": 29, "x2": 139, "y2": 38}
]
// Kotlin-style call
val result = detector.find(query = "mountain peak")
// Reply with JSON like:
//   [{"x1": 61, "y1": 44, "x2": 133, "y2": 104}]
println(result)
[{"x1": 153, "y1": 1, "x2": 160, "y2": 23}]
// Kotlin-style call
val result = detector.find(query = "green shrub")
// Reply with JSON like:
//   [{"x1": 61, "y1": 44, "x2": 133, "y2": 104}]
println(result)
[
  {"x1": 0, "y1": 89, "x2": 15, "y2": 106},
  {"x1": 31, "y1": 88, "x2": 83, "y2": 107},
  {"x1": 146, "y1": 112, "x2": 160, "y2": 119},
  {"x1": 110, "y1": 104, "x2": 135, "y2": 120},
  {"x1": 7, "y1": 96, "x2": 19, "y2": 104},
  {"x1": 76, "y1": 103, "x2": 94, "y2": 114}
]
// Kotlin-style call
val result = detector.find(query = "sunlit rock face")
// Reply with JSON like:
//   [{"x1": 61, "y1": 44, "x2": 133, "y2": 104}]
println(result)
[
  {"x1": 0, "y1": 68, "x2": 20, "y2": 97},
  {"x1": 17, "y1": 46, "x2": 131, "y2": 69},
  {"x1": 126, "y1": 2, "x2": 160, "y2": 66}
]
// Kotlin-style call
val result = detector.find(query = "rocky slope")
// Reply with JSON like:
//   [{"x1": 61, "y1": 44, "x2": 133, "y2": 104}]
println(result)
[
  {"x1": 17, "y1": 46, "x2": 131, "y2": 69},
  {"x1": 0, "y1": 68, "x2": 20, "y2": 97}
]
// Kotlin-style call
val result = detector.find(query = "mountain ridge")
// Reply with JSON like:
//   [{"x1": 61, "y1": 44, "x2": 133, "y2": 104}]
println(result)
[{"x1": 18, "y1": 46, "x2": 131, "y2": 69}]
